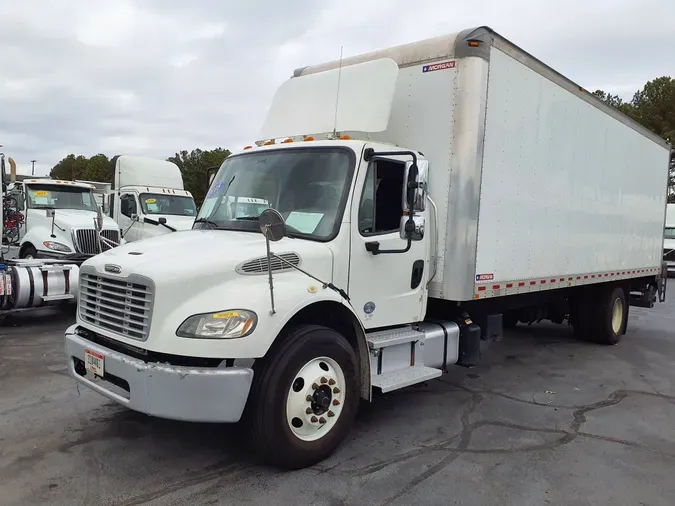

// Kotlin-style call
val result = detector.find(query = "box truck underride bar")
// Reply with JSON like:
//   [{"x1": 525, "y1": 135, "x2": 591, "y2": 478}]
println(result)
[{"x1": 65, "y1": 26, "x2": 671, "y2": 469}]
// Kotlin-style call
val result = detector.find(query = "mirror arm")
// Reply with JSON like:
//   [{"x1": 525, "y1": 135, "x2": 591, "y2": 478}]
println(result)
[{"x1": 365, "y1": 218, "x2": 415, "y2": 255}]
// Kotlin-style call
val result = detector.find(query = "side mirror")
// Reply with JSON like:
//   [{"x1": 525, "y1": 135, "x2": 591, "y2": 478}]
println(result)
[
  {"x1": 402, "y1": 159, "x2": 428, "y2": 213},
  {"x1": 46, "y1": 209, "x2": 55, "y2": 218},
  {"x1": 130, "y1": 213, "x2": 139, "y2": 222},
  {"x1": 158, "y1": 217, "x2": 167, "y2": 225}
]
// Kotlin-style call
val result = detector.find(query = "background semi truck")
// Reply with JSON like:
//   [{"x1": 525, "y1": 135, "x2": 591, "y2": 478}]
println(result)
[
  {"x1": 664, "y1": 203, "x2": 675, "y2": 275},
  {"x1": 65, "y1": 26, "x2": 671, "y2": 469},
  {"x1": 107, "y1": 155, "x2": 197, "y2": 242},
  {"x1": 1, "y1": 154, "x2": 83, "y2": 318}
]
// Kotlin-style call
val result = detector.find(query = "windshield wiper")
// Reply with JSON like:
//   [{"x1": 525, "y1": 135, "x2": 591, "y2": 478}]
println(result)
[
  {"x1": 193, "y1": 218, "x2": 220, "y2": 229},
  {"x1": 235, "y1": 216, "x2": 260, "y2": 221}
]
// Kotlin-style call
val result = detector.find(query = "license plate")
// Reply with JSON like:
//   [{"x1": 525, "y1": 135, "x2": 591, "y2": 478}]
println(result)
[{"x1": 84, "y1": 349, "x2": 104, "y2": 377}]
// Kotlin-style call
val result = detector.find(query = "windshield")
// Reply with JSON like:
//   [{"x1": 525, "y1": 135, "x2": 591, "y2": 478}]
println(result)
[
  {"x1": 665, "y1": 227, "x2": 675, "y2": 240},
  {"x1": 195, "y1": 148, "x2": 354, "y2": 240},
  {"x1": 25, "y1": 184, "x2": 96, "y2": 211},
  {"x1": 140, "y1": 193, "x2": 197, "y2": 217}
]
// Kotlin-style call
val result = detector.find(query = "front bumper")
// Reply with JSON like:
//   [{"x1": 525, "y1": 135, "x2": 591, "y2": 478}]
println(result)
[{"x1": 65, "y1": 327, "x2": 254, "y2": 422}]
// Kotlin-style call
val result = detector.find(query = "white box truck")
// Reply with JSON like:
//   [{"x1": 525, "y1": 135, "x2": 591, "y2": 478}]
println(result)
[
  {"x1": 65, "y1": 26, "x2": 671, "y2": 469},
  {"x1": 107, "y1": 156, "x2": 197, "y2": 242}
]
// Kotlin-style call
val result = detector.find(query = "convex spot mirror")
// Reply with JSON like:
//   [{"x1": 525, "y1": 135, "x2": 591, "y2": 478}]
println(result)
[
  {"x1": 259, "y1": 208, "x2": 286, "y2": 242},
  {"x1": 399, "y1": 159, "x2": 428, "y2": 241}
]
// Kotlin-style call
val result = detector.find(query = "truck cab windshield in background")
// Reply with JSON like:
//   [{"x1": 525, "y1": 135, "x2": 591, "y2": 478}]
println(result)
[
  {"x1": 140, "y1": 193, "x2": 197, "y2": 217},
  {"x1": 25, "y1": 184, "x2": 96, "y2": 211},
  {"x1": 195, "y1": 148, "x2": 354, "y2": 240}
]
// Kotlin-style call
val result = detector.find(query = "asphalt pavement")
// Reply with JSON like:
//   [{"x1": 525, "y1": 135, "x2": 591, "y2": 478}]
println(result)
[{"x1": 1, "y1": 287, "x2": 674, "y2": 506}]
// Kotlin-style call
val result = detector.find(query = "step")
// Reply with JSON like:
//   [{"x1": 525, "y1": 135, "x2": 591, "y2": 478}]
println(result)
[
  {"x1": 42, "y1": 294, "x2": 75, "y2": 302},
  {"x1": 372, "y1": 365, "x2": 442, "y2": 393},
  {"x1": 366, "y1": 326, "x2": 425, "y2": 350}
]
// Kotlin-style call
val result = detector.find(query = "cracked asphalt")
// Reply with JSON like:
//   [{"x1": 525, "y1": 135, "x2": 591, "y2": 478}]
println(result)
[{"x1": 2, "y1": 285, "x2": 675, "y2": 506}]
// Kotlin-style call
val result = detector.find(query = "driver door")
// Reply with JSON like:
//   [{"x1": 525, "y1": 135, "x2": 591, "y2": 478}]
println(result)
[
  {"x1": 118, "y1": 193, "x2": 142, "y2": 242},
  {"x1": 348, "y1": 150, "x2": 429, "y2": 329}
]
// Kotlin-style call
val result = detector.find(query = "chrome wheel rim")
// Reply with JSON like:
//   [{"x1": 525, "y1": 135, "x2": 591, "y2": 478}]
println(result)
[
  {"x1": 285, "y1": 356, "x2": 346, "y2": 442},
  {"x1": 611, "y1": 298, "x2": 624, "y2": 334}
]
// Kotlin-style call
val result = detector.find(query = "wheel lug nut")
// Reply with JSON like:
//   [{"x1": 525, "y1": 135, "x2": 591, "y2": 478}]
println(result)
[
  {"x1": 327, "y1": 411, "x2": 335, "y2": 417},
  {"x1": 328, "y1": 378, "x2": 336, "y2": 385},
  {"x1": 312, "y1": 383, "x2": 319, "y2": 390},
  {"x1": 319, "y1": 417, "x2": 326, "y2": 424},
  {"x1": 306, "y1": 407, "x2": 313, "y2": 414},
  {"x1": 311, "y1": 416, "x2": 318, "y2": 423},
  {"x1": 333, "y1": 387, "x2": 340, "y2": 394},
  {"x1": 333, "y1": 399, "x2": 340, "y2": 406},
  {"x1": 320, "y1": 377, "x2": 328, "y2": 384},
  {"x1": 306, "y1": 395, "x2": 313, "y2": 402}
]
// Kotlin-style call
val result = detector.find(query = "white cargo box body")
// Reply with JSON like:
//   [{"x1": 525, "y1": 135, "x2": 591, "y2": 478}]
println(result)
[{"x1": 294, "y1": 26, "x2": 671, "y2": 302}]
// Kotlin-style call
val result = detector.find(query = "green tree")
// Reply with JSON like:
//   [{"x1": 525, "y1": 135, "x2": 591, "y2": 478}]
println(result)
[
  {"x1": 82, "y1": 153, "x2": 112, "y2": 183},
  {"x1": 629, "y1": 77, "x2": 675, "y2": 144},
  {"x1": 167, "y1": 147, "x2": 231, "y2": 205},
  {"x1": 49, "y1": 154, "x2": 89, "y2": 180}
]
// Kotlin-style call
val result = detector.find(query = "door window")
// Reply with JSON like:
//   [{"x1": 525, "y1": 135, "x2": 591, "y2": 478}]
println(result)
[{"x1": 358, "y1": 159, "x2": 405, "y2": 235}]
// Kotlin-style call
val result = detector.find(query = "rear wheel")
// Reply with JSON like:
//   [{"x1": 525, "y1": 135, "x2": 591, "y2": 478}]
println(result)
[
  {"x1": 573, "y1": 285, "x2": 628, "y2": 345},
  {"x1": 248, "y1": 325, "x2": 359, "y2": 469}
]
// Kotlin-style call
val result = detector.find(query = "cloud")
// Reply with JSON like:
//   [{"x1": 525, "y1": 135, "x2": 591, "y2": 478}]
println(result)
[{"x1": 1, "y1": 0, "x2": 673, "y2": 176}]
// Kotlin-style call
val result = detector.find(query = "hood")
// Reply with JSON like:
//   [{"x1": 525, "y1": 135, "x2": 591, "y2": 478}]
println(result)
[
  {"x1": 35, "y1": 208, "x2": 118, "y2": 230},
  {"x1": 84, "y1": 229, "x2": 334, "y2": 283},
  {"x1": 147, "y1": 214, "x2": 195, "y2": 231}
]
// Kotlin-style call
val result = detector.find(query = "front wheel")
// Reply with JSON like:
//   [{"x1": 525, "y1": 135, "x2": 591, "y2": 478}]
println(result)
[{"x1": 247, "y1": 325, "x2": 359, "y2": 469}]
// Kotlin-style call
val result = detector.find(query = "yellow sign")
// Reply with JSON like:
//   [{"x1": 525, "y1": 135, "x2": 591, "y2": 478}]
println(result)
[
  {"x1": 213, "y1": 311, "x2": 238, "y2": 319},
  {"x1": 145, "y1": 198, "x2": 157, "y2": 204},
  {"x1": 34, "y1": 190, "x2": 49, "y2": 197}
]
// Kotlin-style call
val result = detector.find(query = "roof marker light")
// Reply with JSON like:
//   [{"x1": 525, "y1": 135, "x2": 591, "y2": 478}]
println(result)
[
  {"x1": 264, "y1": 140, "x2": 275, "y2": 146},
  {"x1": 339, "y1": 134, "x2": 351, "y2": 140},
  {"x1": 282, "y1": 138, "x2": 294, "y2": 143},
  {"x1": 243, "y1": 145, "x2": 253, "y2": 150}
]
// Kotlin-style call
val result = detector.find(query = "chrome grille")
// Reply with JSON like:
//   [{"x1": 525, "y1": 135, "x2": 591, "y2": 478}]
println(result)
[
  {"x1": 79, "y1": 273, "x2": 153, "y2": 340},
  {"x1": 236, "y1": 252, "x2": 301, "y2": 275},
  {"x1": 73, "y1": 229, "x2": 120, "y2": 255}
]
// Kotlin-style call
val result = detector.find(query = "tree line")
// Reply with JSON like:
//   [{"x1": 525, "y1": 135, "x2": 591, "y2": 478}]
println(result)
[
  {"x1": 49, "y1": 148, "x2": 231, "y2": 205},
  {"x1": 49, "y1": 76, "x2": 674, "y2": 204}
]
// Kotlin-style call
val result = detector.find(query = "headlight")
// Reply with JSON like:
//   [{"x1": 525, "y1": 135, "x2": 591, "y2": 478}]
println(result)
[
  {"x1": 43, "y1": 241, "x2": 71, "y2": 252},
  {"x1": 176, "y1": 310, "x2": 257, "y2": 339}
]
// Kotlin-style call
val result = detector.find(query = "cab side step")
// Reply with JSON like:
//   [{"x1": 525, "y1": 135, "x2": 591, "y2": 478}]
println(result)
[
  {"x1": 372, "y1": 366, "x2": 442, "y2": 393},
  {"x1": 367, "y1": 321, "x2": 460, "y2": 394}
]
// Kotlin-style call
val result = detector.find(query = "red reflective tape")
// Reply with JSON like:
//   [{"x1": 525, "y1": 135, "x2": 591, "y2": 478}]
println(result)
[
  {"x1": 492, "y1": 285, "x2": 500, "y2": 290},
  {"x1": 541, "y1": 280, "x2": 546, "y2": 284},
  {"x1": 560, "y1": 278, "x2": 565, "y2": 282},
  {"x1": 530, "y1": 281, "x2": 536, "y2": 286},
  {"x1": 577, "y1": 276, "x2": 581, "y2": 280},
  {"x1": 591, "y1": 275, "x2": 596, "y2": 278},
  {"x1": 604, "y1": 274, "x2": 608, "y2": 277},
  {"x1": 478, "y1": 286, "x2": 486, "y2": 291},
  {"x1": 519, "y1": 282, "x2": 525, "y2": 287},
  {"x1": 569, "y1": 277, "x2": 573, "y2": 281},
  {"x1": 584, "y1": 276, "x2": 589, "y2": 279},
  {"x1": 506, "y1": 283, "x2": 513, "y2": 288},
  {"x1": 551, "y1": 279, "x2": 556, "y2": 283}
]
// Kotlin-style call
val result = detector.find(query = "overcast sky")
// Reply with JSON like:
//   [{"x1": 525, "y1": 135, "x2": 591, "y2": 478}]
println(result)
[{"x1": 1, "y1": 0, "x2": 673, "y2": 176}]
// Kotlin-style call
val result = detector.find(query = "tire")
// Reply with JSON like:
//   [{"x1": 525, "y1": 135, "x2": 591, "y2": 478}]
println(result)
[
  {"x1": 20, "y1": 245, "x2": 38, "y2": 259},
  {"x1": 247, "y1": 325, "x2": 360, "y2": 469},
  {"x1": 574, "y1": 285, "x2": 628, "y2": 345}
]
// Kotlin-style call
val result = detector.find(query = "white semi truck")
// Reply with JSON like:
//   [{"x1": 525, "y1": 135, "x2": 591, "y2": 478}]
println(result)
[
  {"x1": 107, "y1": 155, "x2": 197, "y2": 242},
  {"x1": 65, "y1": 26, "x2": 671, "y2": 469},
  {"x1": 1, "y1": 155, "x2": 86, "y2": 317}
]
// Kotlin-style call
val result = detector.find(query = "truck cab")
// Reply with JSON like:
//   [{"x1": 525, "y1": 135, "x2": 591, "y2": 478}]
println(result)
[
  {"x1": 10, "y1": 179, "x2": 121, "y2": 258},
  {"x1": 108, "y1": 156, "x2": 197, "y2": 242}
]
